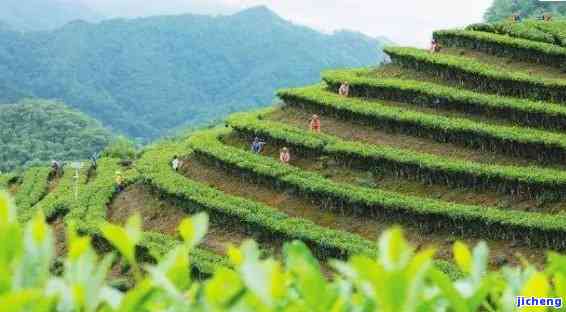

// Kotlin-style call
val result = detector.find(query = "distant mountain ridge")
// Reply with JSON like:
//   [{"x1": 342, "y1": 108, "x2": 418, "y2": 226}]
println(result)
[
  {"x1": 0, "y1": 0, "x2": 102, "y2": 31},
  {"x1": 0, "y1": 6, "x2": 390, "y2": 140},
  {"x1": 0, "y1": 99, "x2": 111, "y2": 171}
]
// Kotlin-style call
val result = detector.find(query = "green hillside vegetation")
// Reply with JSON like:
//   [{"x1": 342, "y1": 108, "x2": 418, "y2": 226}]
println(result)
[
  {"x1": 3, "y1": 196, "x2": 566, "y2": 310},
  {"x1": 484, "y1": 0, "x2": 566, "y2": 22},
  {"x1": 0, "y1": 99, "x2": 111, "y2": 172},
  {"x1": 5, "y1": 19, "x2": 566, "y2": 310},
  {"x1": 0, "y1": 0, "x2": 102, "y2": 31},
  {"x1": 0, "y1": 6, "x2": 388, "y2": 140},
  {"x1": 468, "y1": 19, "x2": 566, "y2": 48}
]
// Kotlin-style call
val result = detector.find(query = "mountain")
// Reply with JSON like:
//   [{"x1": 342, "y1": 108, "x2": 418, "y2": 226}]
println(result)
[
  {"x1": 0, "y1": 0, "x2": 102, "y2": 31},
  {"x1": 0, "y1": 6, "x2": 390, "y2": 140},
  {"x1": 0, "y1": 99, "x2": 111, "y2": 171}
]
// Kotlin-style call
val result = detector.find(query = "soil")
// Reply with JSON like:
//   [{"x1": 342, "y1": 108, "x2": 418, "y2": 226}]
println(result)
[
  {"x1": 48, "y1": 176, "x2": 60, "y2": 193},
  {"x1": 8, "y1": 182, "x2": 19, "y2": 195},
  {"x1": 107, "y1": 184, "x2": 188, "y2": 236},
  {"x1": 106, "y1": 184, "x2": 252, "y2": 256},
  {"x1": 51, "y1": 217, "x2": 67, "y2": 258}
]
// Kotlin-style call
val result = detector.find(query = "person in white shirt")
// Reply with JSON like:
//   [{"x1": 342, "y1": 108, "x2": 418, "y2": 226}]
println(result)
[
  {"x1": 338, "y1": 82, "x2": 350, "y2": 97},
  {"x1": 172, "y1": 155, "x2": 181, "y2": 171}
]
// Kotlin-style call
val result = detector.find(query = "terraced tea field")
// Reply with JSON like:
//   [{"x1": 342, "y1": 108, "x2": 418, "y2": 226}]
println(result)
[{"x1": 4, "y1": 21, "x2": 566, "y2": 277}]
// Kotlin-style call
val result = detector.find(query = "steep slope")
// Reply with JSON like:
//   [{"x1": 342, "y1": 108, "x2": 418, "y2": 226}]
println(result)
[
  {"x1": 0, "y1": 99, "x2": 111, "y2": 171},
  {"x1": 15, "y1": 20, "x2": 566, "y2": 277},
  {"x1": 0, "y1": 6, "x2": 388, "y2": 140},
  {"x1": 0, "y1": 0, "x2": 102, "y2": 31}
]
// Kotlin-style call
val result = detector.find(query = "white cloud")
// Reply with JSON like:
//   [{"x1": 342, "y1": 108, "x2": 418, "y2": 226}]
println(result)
[{"x1": 81, "y1": 0, "x2": 494, "y2": 47}]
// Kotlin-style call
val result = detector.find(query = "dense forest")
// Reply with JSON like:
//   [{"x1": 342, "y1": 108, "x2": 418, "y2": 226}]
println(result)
[
  {"x1": 485, "y1": 0, "x2": 566, "y2": 22},
  {"x1": 0, "y1": 6, "x2": 388, "y2": 141},
  {"x1": 0, "y1": 0, "x2": 101, "y2": 31},
  {"x1": 0, "y1": 99, "x2": 111, "y2": 171}
]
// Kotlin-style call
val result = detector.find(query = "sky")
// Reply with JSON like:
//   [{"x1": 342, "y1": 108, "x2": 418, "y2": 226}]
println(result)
[{"x1": 78, "y1": 0, "x2": 495, "y2": 47}]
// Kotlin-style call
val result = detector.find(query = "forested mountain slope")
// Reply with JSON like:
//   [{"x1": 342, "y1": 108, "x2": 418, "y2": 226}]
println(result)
[
  {"x1": 0, "y1": 0, "x2": 102, "y2": 31},
  {"x1": 0, "y1": 6, "x2": 388, "y2": 140},
  {"x1": 0, "y1": 99, "x2": 111, "y2": 171}
]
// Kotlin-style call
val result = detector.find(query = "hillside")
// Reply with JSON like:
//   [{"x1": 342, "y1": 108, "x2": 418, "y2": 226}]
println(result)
[
  {"x1": 8, "y1": 19, "x2": 566, "y2": 308},
  {"x1": 485, "y1": 0, "x2": 566, "y2": 22},
  {"x1": 0, "y1": 6, "x2": 389, "y2": 141},
  {"x1": 0, "y1": 0, "x2": 102, "y2": 31},
  {"x1": 0, "y1": 99, "x2": 111, "y2": 172},
  {"x1": 468, "y1": 18, "x2": 566, "y2": 47}
]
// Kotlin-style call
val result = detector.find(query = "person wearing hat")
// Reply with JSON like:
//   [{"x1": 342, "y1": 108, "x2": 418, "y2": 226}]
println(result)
[
  {"x1": 251, "y1": 137, "x2": 266, "y2": 154},
  {"x1": 309, "y1": 114, "x2": 321, "y2": 133},
  {"x1": 279, "y1": 147, "x2": 291, "y2": 164},
  {"x1": 430, "y1": 39, "x2": 441, "y2": 53},
  {"x1": 338, "y1": 81, "x2": 350, "y2": 97},
  {"x1": 171, "y1": 155, "x2": 181, "y2": 171}
]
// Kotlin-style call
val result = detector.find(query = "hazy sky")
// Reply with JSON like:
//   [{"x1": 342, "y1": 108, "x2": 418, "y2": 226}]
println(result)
[{"x1": 78, "y1": 0, "x2": 495, "y2": 47}]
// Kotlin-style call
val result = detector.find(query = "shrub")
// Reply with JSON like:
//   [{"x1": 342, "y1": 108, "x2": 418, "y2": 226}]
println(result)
[
  {"x1": 102, "y1": 136, "x2": 138, "y2": 160},
  {"x1": 278, "y1": 84, "x2": 566, "y2": 164},
  {"x1": 433, "y1": 29, "x2": 566, "y2": 68},
  {"x1": 228, "y1": 109, "x2": 566, "y2": 201},
  {"x1": 384, "y1": 46, "x2": 566, "y2": 103},
  {"x1": 323, "y1": 68, "x2": 566, "y2": 132},
  {"x1": 197, "y1": 125, "x2": 566, "y2": 250}
]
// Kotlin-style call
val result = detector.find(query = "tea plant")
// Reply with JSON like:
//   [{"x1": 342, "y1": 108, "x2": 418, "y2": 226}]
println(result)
[{"x1": 1, "y1": 191, "x2": 565, "y2": 311}]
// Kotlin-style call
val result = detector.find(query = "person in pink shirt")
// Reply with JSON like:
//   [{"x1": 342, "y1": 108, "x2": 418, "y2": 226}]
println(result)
[{"x1": 279, "y1": 147, "x2": 291, "y2": 164}]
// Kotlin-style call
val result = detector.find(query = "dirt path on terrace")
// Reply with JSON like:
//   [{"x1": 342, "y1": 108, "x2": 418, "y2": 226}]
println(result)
[{"x1": 107, "y1": 184, "x2": 256, "y2": 256}]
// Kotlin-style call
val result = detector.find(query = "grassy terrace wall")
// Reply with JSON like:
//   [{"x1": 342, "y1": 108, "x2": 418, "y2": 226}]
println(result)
[
  {"x1": 211, "y1": 117, "x2": 566, "y2": 250},
  {"x1": 278, "y1": 85, "x2": 566, "y2": 164},
  {"x1": 185, "y1": 129, "x2": 459, "y2": 276},
  {"x1": 323, "y1": 69, "x2": 566, "y2": 132},
  {"x1": 31, "y1": 169, "x2": 77, "y2": 223},
  {"x1": 14, "y1": 167, "x2": 50, "y2": 221},
  {"x1": 384, "y1": 47, "x2": 566, "y2": 103},
  {"x1": 138, "y1": 134, "x2": 380, "y2": 261},
  {"x1": 433, "y1": 30, "x2": 566, "y2": 67},
  {"x1": 467, "y1": 20, "x2": 566, "y2": 47},
  {"x1": 18, "y1": 156, "x2": 225, "y2": 276},
  {"x1": 227, "y1": 111, "x2": 566, "y2": 200}
]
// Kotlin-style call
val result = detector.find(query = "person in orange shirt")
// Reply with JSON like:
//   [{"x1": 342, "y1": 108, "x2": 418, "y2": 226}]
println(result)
[
  {"x1": 430, "y1": 39, "x2": 441, "y2": 53},
  {"x1": 279, "y1": 147, "x2": 291, "y2": 164},
  {"x1": 309, "y1": 114, "x2": 321, "y2": 133},
  {"x1": 544, "y1": 13, "x2": 552, "y2": 21}
]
